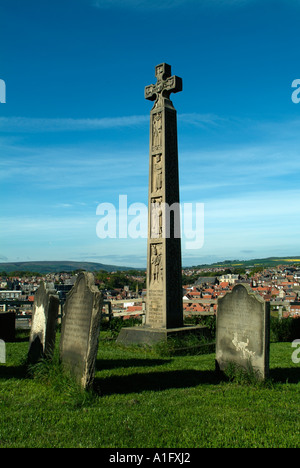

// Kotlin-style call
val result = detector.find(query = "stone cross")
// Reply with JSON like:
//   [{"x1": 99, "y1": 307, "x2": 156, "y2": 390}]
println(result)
[
  {"x1": 145, "y1": 63, "x2": 183, "y2": 330},
  {"x1": 145, "y1": 63, "x2": 182, "y2": 110},
  {"x1": 117, "y1": 63, "x2": 206, "y2": 345}
]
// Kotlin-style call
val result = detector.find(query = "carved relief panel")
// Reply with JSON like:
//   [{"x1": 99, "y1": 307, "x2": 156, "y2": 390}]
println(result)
[
  {"x1": 152, "y1": 153, "x2": 163, "y2": 194},
  {"x1": 152, "y1": 112, "x2": 162, "y2": 151},
  {"x1": 150, "y1": 196, "x2": 163, "y2": 239},
  {"x1": 150, "y1": 243, "x2": 163, "y2": 287}
]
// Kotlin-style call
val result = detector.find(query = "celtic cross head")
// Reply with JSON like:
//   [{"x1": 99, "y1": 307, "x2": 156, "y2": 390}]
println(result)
[{"x1": 145, "y1": 63, "x2": 182, "y2": 109}]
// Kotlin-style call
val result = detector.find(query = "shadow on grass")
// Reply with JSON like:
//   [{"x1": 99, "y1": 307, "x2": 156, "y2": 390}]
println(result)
[
  {"x1": 94, "y1": 369, "x2": 222, "y2": 396},
  {"x1": 0, "y1": 364, "x2": 27, "y2": 380},
  {"x1": 270, "y1": 367, "x2": 300, "y2": 384},
  {"x1": 96, "y1": 358, "x2": 172, "y2": 371}
]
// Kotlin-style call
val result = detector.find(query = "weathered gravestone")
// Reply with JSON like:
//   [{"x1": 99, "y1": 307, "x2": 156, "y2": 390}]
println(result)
[
  {"x1": 0, "y1": 339, "x2": 5, "y2": 364},
  {"x1": 60, "y1": 272, "x2": 103, "y2": 389},
  {"x1": 216, "y1": 283, "x2": 270, "y2": 379},
  {"x1": 28, "y1": 282, "x2": 59, "y2": 363},
  {"x1": 0, "y1": 312, "x2": 15, "y2": 342}
]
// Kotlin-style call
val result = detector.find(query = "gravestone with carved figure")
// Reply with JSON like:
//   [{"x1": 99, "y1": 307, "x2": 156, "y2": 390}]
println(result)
[
  {"x1": 117, "y1": 63, "x2": 205, "y2": 345},
  {"x1": 216, "y1": 283, "x2": 270, "y2": 379}
]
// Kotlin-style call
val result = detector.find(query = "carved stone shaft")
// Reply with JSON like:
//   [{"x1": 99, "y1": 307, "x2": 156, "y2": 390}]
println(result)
[{"x1": 145, "y1": 63, "x2": 183, "y2": 329}]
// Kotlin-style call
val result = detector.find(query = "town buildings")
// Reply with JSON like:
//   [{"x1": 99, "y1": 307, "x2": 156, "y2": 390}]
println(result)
[{"x1": 1, "y1": 264, "x2": 300, "y2": 321}]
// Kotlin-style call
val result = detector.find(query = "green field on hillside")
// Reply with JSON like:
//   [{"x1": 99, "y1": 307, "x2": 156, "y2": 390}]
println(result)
[{"x1": 192, "y1": 256, "x2": 300, "y2": 269}]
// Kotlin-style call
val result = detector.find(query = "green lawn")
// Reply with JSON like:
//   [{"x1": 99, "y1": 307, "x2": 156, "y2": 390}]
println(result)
[{"x1": 0, "y1": 332, "x2": 299, "y2": 448}]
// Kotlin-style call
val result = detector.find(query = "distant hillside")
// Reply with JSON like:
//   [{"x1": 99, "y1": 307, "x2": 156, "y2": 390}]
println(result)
[
  {"x1": 0, "y1": 261, "x2": 139, "y2": 274},
  {"x1": 190, "y1": 256, "x2": 300, "y2": 270},
  {"x1": 1, "y1": 256, "x2": 300, "y2": 275}
]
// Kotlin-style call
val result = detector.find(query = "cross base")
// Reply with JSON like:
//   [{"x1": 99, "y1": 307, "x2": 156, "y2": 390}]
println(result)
[{"x1": 116, "y1": 324, "x2": 208, "y2": 346}]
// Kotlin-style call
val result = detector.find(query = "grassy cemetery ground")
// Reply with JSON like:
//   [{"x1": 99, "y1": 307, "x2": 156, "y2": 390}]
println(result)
[{"x1": 0, "y1": 326, "x2": 299, "y2": 448}]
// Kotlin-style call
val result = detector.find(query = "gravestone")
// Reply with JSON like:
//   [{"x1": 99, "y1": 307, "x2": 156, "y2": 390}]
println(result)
[
  {"x1": 117, "y1": 63, "x2": 206, "y2": 345},
  {"x1": 60, "y1": 272, "x2": 103, "y2": 389},
  {"x1": 0, "y1": 339, "x2": 5, "y2": 363},
  {"x1": 28, "y1": 282, "x2": 59, "y2": 363},
  {"x1": 216, "y1": 283, "x2": 270, "y2": 379},
  {"x1": 0, "y1": 312, "x2": 15, "y2": 342}
]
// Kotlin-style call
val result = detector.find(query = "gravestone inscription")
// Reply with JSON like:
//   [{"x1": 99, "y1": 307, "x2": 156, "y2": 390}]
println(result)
[
  {"x1": 216, "y1": 283, "x2": 270, "y2": 379},
  {"x1": 28, "y1": 282, "x2": 59, "y2": 363},
  {"x1": 60, "y1": 272, "x2": 103, "y2": 389}
]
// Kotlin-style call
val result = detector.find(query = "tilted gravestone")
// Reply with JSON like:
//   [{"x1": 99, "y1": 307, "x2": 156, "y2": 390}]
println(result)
[
  {"x1": 0, "y1": 312, "x2": 15, "y2": 342},
  {"x1": 0, "y1": 339, "x2": 5, "y2": 364},
  {"x1": 28, "y1": 282, "x2": 59, "y2": 363},
  {"x1": 216, "y1": 283, "x2": 270, "y2": 379},
  {"x1": 60, "y1": 272, "x2": 103, "y2": 389}
]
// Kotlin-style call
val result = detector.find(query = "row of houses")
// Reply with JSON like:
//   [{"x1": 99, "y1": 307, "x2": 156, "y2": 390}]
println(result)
[
  {"x1": 182, "y1": 269, "x2": 300, "y2": 318},
  {"x1": 2, "y1": 266, "x2": 300, "y2": 319}
]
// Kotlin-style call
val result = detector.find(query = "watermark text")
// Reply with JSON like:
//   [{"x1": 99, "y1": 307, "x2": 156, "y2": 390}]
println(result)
[
  {"x1": 291, "y1": 79, "x2": 300, "y2": 103},
  {"x1": 291, "y1": 339, "x2": 300, "y2": 364},
  {"x1": 0, "y1": 79, "x2": 6, "y2": 103},
  {"x1": 96, "y1": 195, "x2": 204, "y2": 250}
]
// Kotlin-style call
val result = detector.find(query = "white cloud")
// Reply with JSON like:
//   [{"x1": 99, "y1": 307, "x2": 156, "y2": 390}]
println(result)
[
  {"x1": 2, "y1": 109, "x2": 300, "y2": 266},
  {"x1": 0, "y1": 216, "x2": 93, "y2": 234},
  {"x1": 93, "y1": 0, "x2": 187, "y2": 10},
  {"x1": 0, "y1": 113, "x2": 224, "y2": 133},
  {"x1": 55, "y1": 203, "x2": 73, "y2": 208},
  {"x1": 179, "y1": 139, "x2": 300, "y2": 204},
  {"x1": 180, "y1": 113, "x2": 226, "y2": 127},
  {"x1": 92, "y1": 0, "x2": 256, "y2": 10},
  {"x1": 205, "y1": 188, "x2": 300, "y2": 222},
  {"x1": 0, "y1": 136, "x2": 148, "y2": 191},
  {"x1": 0, "y1": 115, "x2": 148, "y2": 133}
]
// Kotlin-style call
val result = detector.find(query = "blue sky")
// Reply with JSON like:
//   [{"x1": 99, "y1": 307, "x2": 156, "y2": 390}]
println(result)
[{"x1": 1, "y1": 0, "x2": 300, "y2": 268}]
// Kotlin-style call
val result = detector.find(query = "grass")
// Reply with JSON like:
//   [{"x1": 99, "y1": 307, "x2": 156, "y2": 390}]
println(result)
[{"x1": 0, "y1": 330, "x2": 299, "y2": 448}]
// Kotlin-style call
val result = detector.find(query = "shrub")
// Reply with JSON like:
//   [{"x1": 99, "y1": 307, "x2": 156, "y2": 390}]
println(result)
[
  {"x1": 184, "y1": 315, "x2": 216, "y2": 340},
  {"x1": 270, "y1": 317, "x2": 300, "y2": 342},
  {"x1": 101, "y1": 316, "x2": 142, "y2": 338}
]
